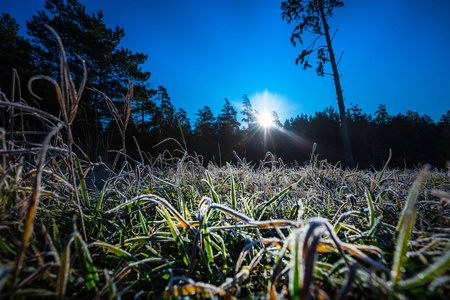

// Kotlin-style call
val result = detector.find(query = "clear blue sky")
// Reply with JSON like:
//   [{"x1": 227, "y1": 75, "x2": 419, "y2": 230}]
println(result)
[{"x1": 3, "y1": 0, "x2": 450, "y2": 123}]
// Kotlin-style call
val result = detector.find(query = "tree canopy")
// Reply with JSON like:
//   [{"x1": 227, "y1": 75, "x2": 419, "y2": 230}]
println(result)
[
  {"x1": 27, "y1": 0, "x2": 153, "y2": 123},
  {"x1": 0, "y1": 13, "x2": 36, "y2": 100}
]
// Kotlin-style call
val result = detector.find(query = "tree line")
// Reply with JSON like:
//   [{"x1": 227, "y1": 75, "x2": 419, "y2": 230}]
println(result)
[{"x1": 1, "y1": 0, "x2": 448, "y2": 169}]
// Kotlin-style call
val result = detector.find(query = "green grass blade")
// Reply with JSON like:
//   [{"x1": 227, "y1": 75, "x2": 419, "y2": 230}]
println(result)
[
  {"x1": 202, "y1": 231, "x2": 215, "y2": 267},
  {"x1": 230, "y1": 173, "x2": 236, "y2": 210},
  {"x1": 198, "y1": 198, "x2": 215, "y2": 267},
  {"x1": 338, "y1": 223, "x2": 362, "y2": 235},
  {"x1": 90, "y1": 185, "x2": 109, "y2": 237},
  {"x1": 257, "y1": 177, "x2": 303, "y2": 220},
  {"x1": 104, "y1": 198, "x2": 150, "y2": 214},
  {"x1": 95, "y1": 181, "x2": 108, "y2": 214},
  {"x1": 241, "y1": 196, "x2": 253, "y2": 219},
  {"x1": 202, "y1": 171, "x2": 220, "y2": 204},
  {"x1": 74, "y1": 233, "x2": 98, "y2": 291},
  {"x1": 365, "y1": 188, "x2": 375, "y2": 228},
  {"x1": 138, "y1": 210, "x2": 148, "y2": 236},
  {"x1": 105, "y1": 194, "x2": 193, "y2": 232},
  {"x1": 217, "y1": 174, "x2": 231, "y2": 193},
  {"x1": 289, "y1": 229, "x2": 302, "y2": 299},
  {"x1": 74, "y1": 154, "x2": 89, "y2": 207},
  {"x1": 399, "y1": 249, "x2": 450, "y2": 289},
  {"x1": 160, "y1": 207, "x2": 190, "y2": 266},
  {"x1": 391, "y1": 165, "x2": 430, "y2": 286},
  {"x1": 90, "y1": 242, "x2": 137, "y2": 262},
  {"x1": 333, "y1": 211, "x2": 369, "y2": 232}
]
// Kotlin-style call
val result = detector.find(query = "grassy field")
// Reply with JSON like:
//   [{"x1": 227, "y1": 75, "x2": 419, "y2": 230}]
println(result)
[{"x1": 1, "y1": 28, "x2": 449, "y2": 299}]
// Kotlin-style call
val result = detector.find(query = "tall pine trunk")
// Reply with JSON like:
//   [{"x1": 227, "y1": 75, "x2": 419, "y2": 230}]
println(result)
[{"x1": 318, "y1": 0, "x2": 354, "y2": 168}]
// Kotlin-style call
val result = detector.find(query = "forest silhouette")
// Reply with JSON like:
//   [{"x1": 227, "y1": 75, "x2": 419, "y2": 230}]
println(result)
[{"x1": 1, "y1": 0, "x2": 449, "y2": 169}]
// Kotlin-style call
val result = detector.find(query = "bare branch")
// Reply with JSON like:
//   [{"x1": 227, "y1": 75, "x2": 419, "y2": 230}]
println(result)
[
  {"x1": 305, "y1": 34, "x2": 324, "y2": 51},
  {"x1": 331, "y1": 26, "x2": 339, "y2": 42},
  {"x1": 337, "y1": 50, "x2": 344, "y2": 66}
]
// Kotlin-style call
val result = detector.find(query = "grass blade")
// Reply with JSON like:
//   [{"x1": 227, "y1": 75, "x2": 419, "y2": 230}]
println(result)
[
  {"x1": 104, "y1": 269, "x2": 121, "y2": 300},
  {"x1": 90, "y1": 242, "x2": 137, "y2": 262},
  {"x1": 198, "y1": 197, "x2": 215, "y2": 267},
  {"x1": 138, "y1": 210, "x2": 148, "y2": 236},
  {"x1": 165, "y1": 280, "x2": 235, "y2": 299},
  {"x1": 289, "y1": 229, "x2": 302, "y2": 299},
  {"x1": 391, "y1": 165, "x2": 430, "y2": 286},
  {"x1": 257, "y1": 177, "x2": 303, "y2": 220},
  {"x1": 11, "y1": 124, "x2": 63, "y2": 286},
  {"x1": 74, "y1": 233, "x2": 98, "y2": 291},
  {"x1": 202, "y1": 171, "x2": 220, "y2": 204},
  {"x1": 399, "y1": 249, "x2": 450, "y2": 289},
  {"x1": 159, "y1": 206, "x2": 190, "y2": 266},
  {"x1": 230, "y1": 172, "x2": 236, "y2": 210},
  {"x1": 377, "y1": 149, "x2": 392, "y2": 186},
  {"x1": 74, "y1": 154, "x2": 89, "y2": 207},
  {"x1": 57, "y1": 236, "x2": 74, "y2": 300},
  {"x1": 365, "y1": 188, "x2": 375, "y2": 228}
]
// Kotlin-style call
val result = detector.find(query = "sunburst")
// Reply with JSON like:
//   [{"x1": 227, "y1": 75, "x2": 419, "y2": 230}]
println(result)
[{"x1": 257, "y1": 112, "x2": 274, "y2": 129}]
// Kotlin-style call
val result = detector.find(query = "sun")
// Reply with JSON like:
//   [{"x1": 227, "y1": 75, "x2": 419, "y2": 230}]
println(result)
[{"x1": 257, "y1": 112, "x2": 274, "y2": 129}]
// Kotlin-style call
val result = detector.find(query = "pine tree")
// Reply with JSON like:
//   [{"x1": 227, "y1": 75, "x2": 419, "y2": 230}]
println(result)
[
  {"x1": 217, "y1": 98, "x2": 240, "y2": 134},
  {"x1": 271, "y1": 111, "x2": 283, "y2": 127},
  {"x1": 27, "y1": 0, "x2": 152, "y2": 124},
  {"x1": 157, "y1": 86, "x2": 175, "y2": 124},
  {"x1": 282, "y1": 0, "x2": 354, "y2": 167},
  {"x1": 174, "y1": 108, "x2": 192, "y2": 150},
  {"x1": 151, "y1": 86, "x2": 177, "y2": 152},
  {"x1": 193, "y1": 106, "x2": 217, "y2": 163},
  {"x1": 374, "y1": 104, "x2": 390, "y2": 125},
  {"x1": 241, "y1": 94, "x2": 255, "y2": 129},
  {"x1": 194, "y1": 106, "x2": 216, "y2": 137},
  {"x1": 176, "y1": 108, "x2": 191, "y2": 133},
  {"x1": 217, "y1": 99, "x2": 241, "y2": 161},
  {"x1": 0, "y1": 13, "x2": 36, "y2": 101},
  {"x1": 131, "y1": 83, "x2": 157, "y2": 130}
]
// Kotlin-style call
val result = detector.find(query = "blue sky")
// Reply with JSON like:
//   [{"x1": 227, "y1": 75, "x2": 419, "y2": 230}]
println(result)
[{"x1": 3, "y1": 0, "x2": 450, "y2": 123}]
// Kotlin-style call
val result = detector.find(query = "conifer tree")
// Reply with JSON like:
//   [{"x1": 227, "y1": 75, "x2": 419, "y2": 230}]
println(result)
[
  {"x1": 217, "y1": 99, "x2": 241, "y2": 161},
  {"x1": 131, "y1": 83, "x2": 157, "y2": 130},
  {"x1": 0, "y1": 13, "x2": 36, "y2": 100},
  {"x1": 27, "y1": 0, "x2": 152, "y2": 124},
  {"x1": 194, "y1": 106, "x2": 215, "y2": 137},
  {"x1": 282, "y1": 0, "x2": 354, "y2": 167},
  {"x1": 152, "y1": 86, "x2": 177, "y2": 152},
  {"x1": 241, "y1": 94, "x2": 255, "y2": 129},
  {"x1": 217, "y1": 98, "x2": 240, "y2": 134},
  {"x1": 176, "y1": 108, "x2": 191, "y2": 133}
]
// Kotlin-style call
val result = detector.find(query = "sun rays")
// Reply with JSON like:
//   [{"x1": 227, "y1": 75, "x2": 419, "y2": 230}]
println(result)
[{"x1": 257, "y1": 112, "x2": 275, "y2": 129}]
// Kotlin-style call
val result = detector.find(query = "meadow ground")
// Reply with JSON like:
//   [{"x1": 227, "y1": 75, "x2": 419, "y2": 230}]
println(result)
[{"x1": 0, "y1": 143, "x2": 449, "y2": 299}]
